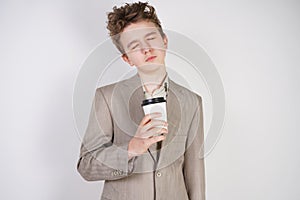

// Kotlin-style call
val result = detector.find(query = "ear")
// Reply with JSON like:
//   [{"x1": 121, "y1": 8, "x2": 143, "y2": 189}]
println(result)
[
  {"x1": 163, "y1": 34, "x2": 168, "y2": 49},
  {"x1": 122, "y1": 54, "x2": 134, "y2": 66}
]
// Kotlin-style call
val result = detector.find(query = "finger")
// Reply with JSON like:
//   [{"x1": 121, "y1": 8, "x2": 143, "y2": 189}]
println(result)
[
  {"x1": 146, "y1": 135, "x2": 166, "y2": 147},
  {"x1": 151, "y1": 127, "x2": 168, "y2": 137},
  {"x1": 142, "y1": 127, "x2": 168, "y2": 138},
  {"x1": 143, "y1": 119, "x2": 168, "y2": 131},
  {"x1": 140, "y1": 112, "x2": 162, "y2": 126},
  {"x1": 137, "y1": 126, "x2": 168, "y2": 139}
]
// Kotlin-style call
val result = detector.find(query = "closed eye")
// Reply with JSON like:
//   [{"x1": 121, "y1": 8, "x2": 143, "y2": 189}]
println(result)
[{"x1": 131, "y1": 44, "x2": 139, "y2": 50}]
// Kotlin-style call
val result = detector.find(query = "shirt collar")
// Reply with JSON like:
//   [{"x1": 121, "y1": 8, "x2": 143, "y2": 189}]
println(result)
[{"x1": 141, "y1": 72, "x2": 169, "y2": 99}]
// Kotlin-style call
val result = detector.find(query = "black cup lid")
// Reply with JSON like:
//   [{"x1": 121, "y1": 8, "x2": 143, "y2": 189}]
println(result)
[{"x1": 141, "y1": 97, "x2": 166, "y2": 106}]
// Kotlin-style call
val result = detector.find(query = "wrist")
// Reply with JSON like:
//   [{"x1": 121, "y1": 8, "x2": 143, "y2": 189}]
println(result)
[{"x1": 128, "y1": 139, "x2": 138, "y2": 159}]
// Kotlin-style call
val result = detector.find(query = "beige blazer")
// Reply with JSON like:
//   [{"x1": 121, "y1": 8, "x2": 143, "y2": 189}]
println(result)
[{"x1": 77, "y1": 73, "x2": 206, "y2": 200}]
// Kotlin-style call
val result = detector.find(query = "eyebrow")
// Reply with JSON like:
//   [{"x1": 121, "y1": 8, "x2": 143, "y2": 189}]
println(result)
[{"x1": 126, "y1": 31, "x2": 157, "y2": 49}]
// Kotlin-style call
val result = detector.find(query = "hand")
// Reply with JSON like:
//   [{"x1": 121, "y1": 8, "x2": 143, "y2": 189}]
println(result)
[{"x1": 128, "y1": 112, "x2": 168, "y2": 159}]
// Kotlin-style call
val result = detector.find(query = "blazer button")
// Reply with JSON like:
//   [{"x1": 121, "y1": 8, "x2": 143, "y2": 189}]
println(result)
[
  {"x1": 113, "y1": 170, "x2": 118, "y2": 176},
  {"x1": 156, "y1": 171, "x2": 162, "y2": 177}
]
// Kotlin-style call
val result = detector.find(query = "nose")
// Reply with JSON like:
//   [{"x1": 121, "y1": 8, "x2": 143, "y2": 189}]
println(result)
[{"x1": 140, "y1": 41, "x2": 152, "y2": 54}]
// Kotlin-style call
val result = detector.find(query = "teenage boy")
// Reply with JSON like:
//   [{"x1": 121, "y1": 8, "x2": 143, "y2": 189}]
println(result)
[{"x1": 77, "y1": 2, "x2": 205, "y2": 200}]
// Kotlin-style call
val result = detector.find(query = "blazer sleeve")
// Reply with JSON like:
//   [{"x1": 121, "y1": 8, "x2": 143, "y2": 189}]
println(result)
[
  {"x1": 77, "y1": 87, "x2": 136, "y2": 181},
  {"x1": 183, "y1": 95, "x2": 206, "y2": 200}
]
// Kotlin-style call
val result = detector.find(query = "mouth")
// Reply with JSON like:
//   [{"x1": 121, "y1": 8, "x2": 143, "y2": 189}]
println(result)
[{"x1": 145, "y1": 56, "x2": 157, "y2": 62}]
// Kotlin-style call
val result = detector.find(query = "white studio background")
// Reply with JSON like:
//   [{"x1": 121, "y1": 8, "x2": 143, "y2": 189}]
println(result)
[{"x1": 1, "y1": 0, "x2": 299, "y2": 200}]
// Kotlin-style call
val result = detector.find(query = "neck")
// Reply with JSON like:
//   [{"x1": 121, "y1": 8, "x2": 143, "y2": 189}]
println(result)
[{"x1": 138, "y1": 68, "x2": 167, "y2": 95}]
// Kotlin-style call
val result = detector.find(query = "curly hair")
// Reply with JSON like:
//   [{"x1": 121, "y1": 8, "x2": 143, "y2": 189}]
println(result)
[{"x1": 106, "y1": 1, "x2": 165, "y2": 54}]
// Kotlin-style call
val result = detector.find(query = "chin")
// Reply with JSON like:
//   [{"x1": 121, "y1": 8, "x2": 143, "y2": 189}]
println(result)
[
  {"x1": 138, "y1": 64, "x2": 165, "y2": 74},
  {"x1": 141, "y1": 62, "x2": 164, "y2": 67}
]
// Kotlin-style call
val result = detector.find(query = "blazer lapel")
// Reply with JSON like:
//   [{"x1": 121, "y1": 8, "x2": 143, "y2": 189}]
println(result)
[
  {"x1": 123, "y1": 74, "x2": 158, "y2": 169},
  {"x1": 157, "y1": 79, "x2": 182, "y2": 169},
  {"x1": 128, "y1": 88, "x2": 145, "y2": 127}
]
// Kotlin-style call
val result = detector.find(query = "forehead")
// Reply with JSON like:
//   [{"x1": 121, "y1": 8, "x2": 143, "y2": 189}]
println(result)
[{"x1": 120, "y1": 21, "x2": 160, "y2": 42}]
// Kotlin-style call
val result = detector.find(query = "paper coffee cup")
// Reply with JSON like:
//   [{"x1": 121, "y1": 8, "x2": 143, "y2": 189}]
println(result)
[{"x1": 141, "y1": 97, "x2": 167, "y2": 135}]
